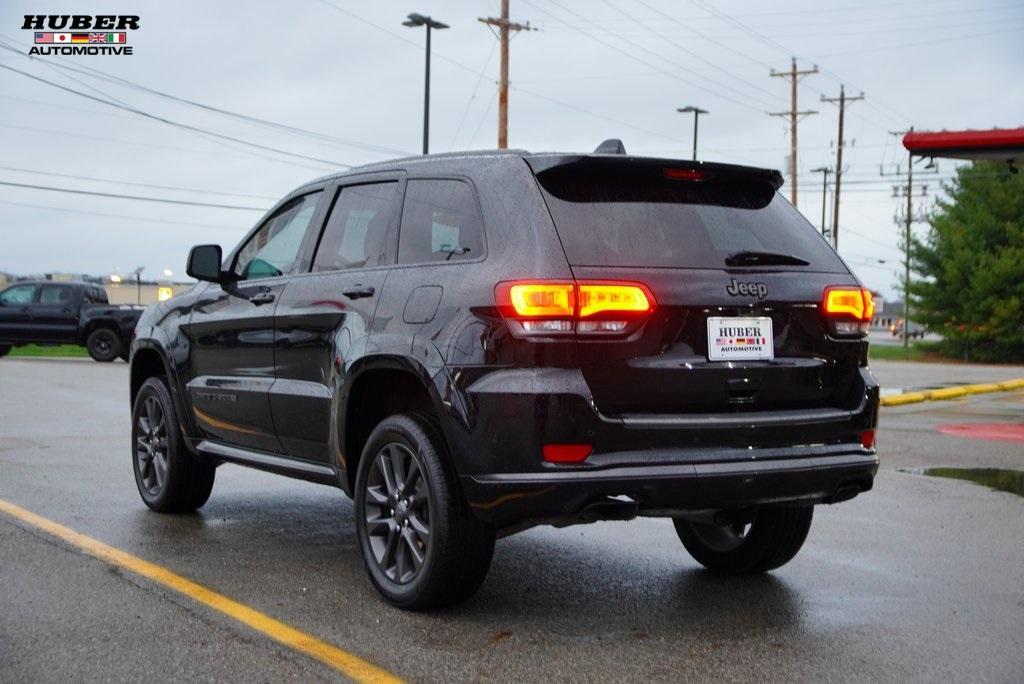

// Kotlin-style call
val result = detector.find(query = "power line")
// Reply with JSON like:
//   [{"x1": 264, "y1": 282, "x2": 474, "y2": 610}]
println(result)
[
  {"x1": 449, "y1": 42, "x2": 497, "y2": 151},
  {"x1": 808, "y1": 26, "x2": 1023, "y2": 59},
  {"x1": 0, "y1": 62, "x2": 352, "y2": 169},
  {"x1": 0, "y1": 199, "x2": 249, "y2": 231},
  {"x1": 0, "y1": 181, "x2": 269, "y2": 211},
  {"x1": 684, "y1": 0, "x2": 909, "y2": 130},
  {"x1": 30, "y1": 57, "x2": 412, "y2": 158},
  {"x1": 315, "y1": 0, "x2": 684, "y2": 147},
  {"x1": 0, "y1": 92, "x2": 138, "y2": 120},
  {"x1": 511, "y1": 84, "x2": 687, "y2": 143},
  {"x1": 0, "y1": 122, "x2": 332, "y2": 172},
  {"x1": 546, "y1": 0, "x2": 1006, "y2": 24},
  {"x1": 518, "y1": 0, "x2": 780, "y2": 113},
  {"x1": 597, "y1": 0, "x2": 788, "y2": 108},
  {"x1": 0, "y1": 165, "x2": 278, "y2": 200},
  {"x1": 561, "y1": 6, "x2": 1024, "y2": 35},
  {"x1": 0, "y1": 34, "x2": 409, "y2": 158}
]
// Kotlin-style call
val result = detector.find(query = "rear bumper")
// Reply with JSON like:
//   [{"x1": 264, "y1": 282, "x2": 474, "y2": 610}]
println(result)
[
  {"x1": 446, "y1": 366, "x2": 880, "y2": 529},
  {"x1": 460, "y1": 447, "x2": 877, "y2": 529}
]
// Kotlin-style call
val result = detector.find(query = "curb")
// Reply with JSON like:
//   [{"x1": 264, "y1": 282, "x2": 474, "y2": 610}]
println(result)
[{"x1": 880, "y1": 377, "x2": 1024, "y2": 407}]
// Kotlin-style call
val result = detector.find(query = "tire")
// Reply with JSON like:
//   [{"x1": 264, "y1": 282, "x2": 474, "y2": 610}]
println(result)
[
  {"x1": 354, "y1": 413, "x2": 495, "y2": 610},
  {"x1": 86, "y1": 328, "x2": 122, "y2": 362},
  {"x1": 131, "y1": 376, "x2": 215, "y2": 513},
  {"x1": 673, "y1": 506, "x2": 813, "y2": 574},
  {"x1": 0, "y1": 344, "x2": 10, "y2": 358}
]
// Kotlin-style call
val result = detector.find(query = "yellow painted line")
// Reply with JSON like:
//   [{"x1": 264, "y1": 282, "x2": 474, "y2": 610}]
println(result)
[
  {"x1": 998, "y1": 378, "x2": 1024, "y2": 391},
  {"x1": 0, "y1": 498, "x2": 402, "y2": 684},
  {"x1": 880, "y1": 391, "x2": 927, "y2": 407}
]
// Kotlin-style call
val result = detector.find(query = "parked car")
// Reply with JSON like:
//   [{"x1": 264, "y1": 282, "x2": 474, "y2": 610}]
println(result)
[
  {"x1": 890, "y1": 318, "x2": 926, "y2": 339},
  {"x1": 129, "y1": 145, "x2": 880, "y2": 609},
  {"x1": 0, "y1": 280, "x2": 143, "y2": 361}
]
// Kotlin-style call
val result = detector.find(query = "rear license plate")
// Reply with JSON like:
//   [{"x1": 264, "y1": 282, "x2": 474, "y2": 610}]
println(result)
[{"x1": 707, "y1": 316, "x2": 774, "y2": 361}]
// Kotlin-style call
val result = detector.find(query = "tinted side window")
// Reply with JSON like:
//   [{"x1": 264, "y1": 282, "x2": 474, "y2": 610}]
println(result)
[
  {"x1": 38, "y1": 285, "x2": 74, "y2": 304},
  {"x1": 234, "y1": 191, "x2": 322, "y2": 280},
  {"x1": 92, "y1": 287, "x2": 109, "y2": 304},
  {"x1": 0, "y1": 284, "x2": 36, "y2": 304},
  {"x1": 313, "y1": 183, "x2": 396, "y2": 272},
  {"x1": 398, "y1": 180, "x2": 482, "y2": 264}
]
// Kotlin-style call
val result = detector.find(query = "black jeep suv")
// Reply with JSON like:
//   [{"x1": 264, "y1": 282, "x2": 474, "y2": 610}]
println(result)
[{"x1": 129, "y1": 148, "x2": 879, "y2": 609}]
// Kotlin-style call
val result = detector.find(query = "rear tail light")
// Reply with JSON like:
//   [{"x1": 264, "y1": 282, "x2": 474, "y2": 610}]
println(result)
[
  {"x1": 496, "y1": 280, "x2": 656, "y2": 338},
  {"x1": 859, "y1": 429, "x2": 876, "y2": 449},
  {"x1": 822, "y1": 286, "x2": 875, "y2": 336}
]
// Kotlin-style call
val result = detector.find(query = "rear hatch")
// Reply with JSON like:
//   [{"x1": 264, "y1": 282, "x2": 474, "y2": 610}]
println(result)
[{"x1": 528, "y1": 155, "x2": 865, "y2": 416}]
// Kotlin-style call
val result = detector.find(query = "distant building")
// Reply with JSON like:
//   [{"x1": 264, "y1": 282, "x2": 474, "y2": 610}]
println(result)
[
  {"x1": 0, "y1": 272, "x2": 194, "y2": 305},
  {"x1": 105, "y1": 280, "x2": 194, "y2": 305}
]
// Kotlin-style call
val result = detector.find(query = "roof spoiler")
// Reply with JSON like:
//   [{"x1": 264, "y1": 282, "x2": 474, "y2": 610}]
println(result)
[{"x1": 593, "y1": 138, "x2": 626, "y2": 154}]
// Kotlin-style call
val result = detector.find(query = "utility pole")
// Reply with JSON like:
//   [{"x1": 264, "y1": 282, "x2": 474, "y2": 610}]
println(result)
[
  {"x1": 903, "y1": 136, "x2": 913, "y2": 349},
  {"x1": 769, "y1": 57, "x2": 818, "y2": 208},
  {"x1": 479, "y1": 1, "x2": 532, "y2": 149},
  {"x1": 810, "y1": 166, "x2": 831, "y2": 237},
  {"x1": 821, "y1": 85, "x2": 865, "y2": 249},
  {"x1": 882, "y1": 128, "x2": 936, "y2": 349}
]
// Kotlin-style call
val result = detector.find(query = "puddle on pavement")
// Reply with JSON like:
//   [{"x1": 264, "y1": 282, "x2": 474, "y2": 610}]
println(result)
[{"x1": 900, "y1": 467, "x2": 1024, "y2": 498}]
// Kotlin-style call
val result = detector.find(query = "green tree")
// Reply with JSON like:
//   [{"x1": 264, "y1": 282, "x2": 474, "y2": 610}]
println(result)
[{"x1": 909, "y1": 162, "x2": 1024, "y2": 362}]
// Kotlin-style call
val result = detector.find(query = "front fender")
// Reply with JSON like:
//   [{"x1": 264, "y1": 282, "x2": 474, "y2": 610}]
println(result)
[{"x1": 131, "y1": 327, "x2": 200, "y2": 443}]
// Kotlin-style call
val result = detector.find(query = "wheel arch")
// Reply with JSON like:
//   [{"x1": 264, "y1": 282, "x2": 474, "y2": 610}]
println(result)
[
  {"x1": 130, "y1": 340, "x2": 200, "y2": 444},
  {"x1": 80, "y1": 316, "x2": 122, "y2": 343},
  {"x1": 338, "y1": 355, "x2": 456, "y2": 496}
]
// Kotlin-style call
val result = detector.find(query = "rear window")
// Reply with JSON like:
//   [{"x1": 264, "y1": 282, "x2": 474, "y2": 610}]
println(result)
[{"x1": 535, "y1": 162, "x2": 846, "y2": 272}]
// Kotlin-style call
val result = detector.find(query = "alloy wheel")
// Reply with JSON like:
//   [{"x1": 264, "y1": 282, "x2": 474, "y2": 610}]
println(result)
[
  {"x1": 363, "y1": 443, "x2": 431, "y2": 584},
  {"x1": 91, "y1": 334, "x2": 112, "y2": 356},
  {"x1": 136, "y1": 395, "x2": 169, "y2": 496}
]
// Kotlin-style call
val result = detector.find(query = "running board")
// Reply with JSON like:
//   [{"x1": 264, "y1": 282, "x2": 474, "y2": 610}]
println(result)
[{"x1": 195, "y1": 440, "x2": 338, "y2": 485}]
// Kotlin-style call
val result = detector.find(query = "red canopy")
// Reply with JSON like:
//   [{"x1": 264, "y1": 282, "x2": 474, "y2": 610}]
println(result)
[{"x1": 902, "y1": 127, "x2": 1024, "y2": 163}]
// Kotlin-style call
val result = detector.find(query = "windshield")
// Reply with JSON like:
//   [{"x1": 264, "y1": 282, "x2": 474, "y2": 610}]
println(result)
[{"x1": 534, "y1": 162, "x2": 847, "y2": 272}]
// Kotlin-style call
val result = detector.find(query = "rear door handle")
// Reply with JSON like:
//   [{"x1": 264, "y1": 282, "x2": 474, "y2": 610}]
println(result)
[
  {"x1": 342, "y1": 286, "x2": 375, "y2": 300},
  {"x1": 248, "y1": 291, "x2": 276, "y2": 306}
]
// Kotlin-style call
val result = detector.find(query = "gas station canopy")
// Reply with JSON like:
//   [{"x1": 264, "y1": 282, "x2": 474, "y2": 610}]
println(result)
[{"x1": 902, "y1": 127, "x2": 1024, "y2": 166}]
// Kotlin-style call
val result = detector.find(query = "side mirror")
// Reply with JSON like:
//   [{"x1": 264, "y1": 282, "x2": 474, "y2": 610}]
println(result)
[{"x1": 186, "y1": 244, "x2": 224, "y2": 283}]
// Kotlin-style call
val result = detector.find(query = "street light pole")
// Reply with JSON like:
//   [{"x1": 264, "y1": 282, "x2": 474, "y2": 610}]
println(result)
[
  {"x1": 403, "y1": 13, "x2": 449, "y2": 155},
  {"x1": 677, "y1": 106, "x2": 708, "y2": 161},
  {"x1": 811, "y1": 166, "x2": 832, "y2": 237},
  {"x1": 131, "y1": 266, "x2": 144, "y2": 305}
]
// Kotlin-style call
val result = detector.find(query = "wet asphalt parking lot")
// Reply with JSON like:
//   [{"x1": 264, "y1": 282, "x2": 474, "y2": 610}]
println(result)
[{"x1": 1, "y1": 358, "x2": 1022, "y2": 682}]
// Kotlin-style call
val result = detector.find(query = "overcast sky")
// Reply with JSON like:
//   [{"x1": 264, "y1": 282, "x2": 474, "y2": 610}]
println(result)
[{"x1": 1, "y1": 0, "x2": 1021, "y2": 297}]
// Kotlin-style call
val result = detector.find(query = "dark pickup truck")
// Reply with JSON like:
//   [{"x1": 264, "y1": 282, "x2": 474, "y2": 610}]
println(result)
[{"x1": 0, "y1": 280, "x2": 144, "y2": 362}]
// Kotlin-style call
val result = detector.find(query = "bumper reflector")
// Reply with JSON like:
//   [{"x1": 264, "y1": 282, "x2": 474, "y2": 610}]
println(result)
[
  {"x1": 542, "y1": 444, "x2": 593, "y2": 463},
  {"x1": 859, "y1": 429, "x2": 876, "y2": 449}
]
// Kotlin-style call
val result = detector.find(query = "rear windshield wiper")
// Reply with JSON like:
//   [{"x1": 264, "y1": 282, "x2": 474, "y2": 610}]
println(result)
[{"x1": 725, "y1": 250, "x2": 810, "y2": 267}]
